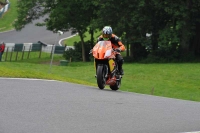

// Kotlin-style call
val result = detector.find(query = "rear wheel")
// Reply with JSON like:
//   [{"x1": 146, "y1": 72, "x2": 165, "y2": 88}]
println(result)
[{"x1": 97, "y1": 65, "x2": 106, "y2": 89}]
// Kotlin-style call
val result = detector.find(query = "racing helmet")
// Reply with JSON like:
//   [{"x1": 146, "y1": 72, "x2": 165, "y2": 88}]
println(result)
[{"x1": 102, "y1": 26, "x2": 112, "y2": 40}]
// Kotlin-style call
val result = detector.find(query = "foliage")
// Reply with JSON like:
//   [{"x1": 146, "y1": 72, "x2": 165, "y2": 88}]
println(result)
[
  {"x1": 0, "y1": 0, "x2": 18, "y2": 32},
  {"x1": 92, "y1": 0, "x2": 200, "y2": 61},
  {"x1": 12, "y1": 0, "x2": 200, "y2": 62},
  {"x1": 63, "y1": 41, "x2": 91, "y2": 62},
  {"x1": 0, "y1": 0, "x2": 6, "y2": 4},
  {"x1": 14, "y1": 0, "x2": 97, "y2": 62}
]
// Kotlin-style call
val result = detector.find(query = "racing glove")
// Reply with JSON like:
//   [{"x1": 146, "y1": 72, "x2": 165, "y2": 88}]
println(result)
[{"x1": 115, "y1": 48, "x2": 121, "y2": 52}]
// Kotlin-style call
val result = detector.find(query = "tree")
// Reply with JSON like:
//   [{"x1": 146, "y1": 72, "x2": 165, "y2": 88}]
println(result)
[
  {"x1": 159, "y1": 0, "x2": 200, "y2": 58},
  {"x1": 14, "y1": 0, "x2": 200, "y2": 62},
  {"x1": 14, "y1": 0, "x2": 97, "y2": 62},
  {"x1": 92, "y1": 0, "x2": 156, "y2": 58}
]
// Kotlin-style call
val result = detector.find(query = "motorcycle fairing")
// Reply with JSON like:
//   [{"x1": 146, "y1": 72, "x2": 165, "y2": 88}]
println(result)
[
  {"x1": 92, "y1": 41, "x2": 115, "y2": 59},
  {"x1": 108, "y1": 59, "x2": 115, "y2": 72}
]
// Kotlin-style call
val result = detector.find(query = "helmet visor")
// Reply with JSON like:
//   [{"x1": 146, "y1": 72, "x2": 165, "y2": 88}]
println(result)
[{"x1": 103, "y1": 34, "x2": 111, "y2": 38}]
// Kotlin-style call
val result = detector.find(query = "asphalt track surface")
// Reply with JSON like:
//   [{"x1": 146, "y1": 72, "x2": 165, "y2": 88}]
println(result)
[
  {"x1": 0, "y1": 17, "x2": 200, "y2": 133},
  {"x1": 0, "y1": 78, "x2": 200, "y2": 133},
  {"x1": 0, "y1": 17, "x2": 72, "y2": 45}
]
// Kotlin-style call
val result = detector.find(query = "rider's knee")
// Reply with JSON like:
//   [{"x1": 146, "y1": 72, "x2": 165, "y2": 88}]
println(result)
[{"x1": 118, "y1": 58, "x2": 124, "y2": 65}]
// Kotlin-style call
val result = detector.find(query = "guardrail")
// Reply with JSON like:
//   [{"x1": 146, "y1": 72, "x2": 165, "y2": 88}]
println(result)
[
  {"x1": 0, "y1": 1, "x2": 10, "y2": 18},
  {"x1": 3, "y1": 41, "x2": 67, "y2": 61}
]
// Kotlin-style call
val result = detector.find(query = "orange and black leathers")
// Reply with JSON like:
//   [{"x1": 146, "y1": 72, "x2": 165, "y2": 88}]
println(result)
[{"x1": 97, "y1": 34, "x2": 125, "y2": 74}]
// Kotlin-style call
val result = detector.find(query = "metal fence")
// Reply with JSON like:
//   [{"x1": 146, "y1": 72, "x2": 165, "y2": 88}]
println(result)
[{"x1": 3, "y1": 42, "x2": 66, "y2": 61}]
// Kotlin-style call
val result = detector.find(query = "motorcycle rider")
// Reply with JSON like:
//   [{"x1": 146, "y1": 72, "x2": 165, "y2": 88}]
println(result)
[{"x1": 97, "y1": 26, "x2": 126, "y2": 75}]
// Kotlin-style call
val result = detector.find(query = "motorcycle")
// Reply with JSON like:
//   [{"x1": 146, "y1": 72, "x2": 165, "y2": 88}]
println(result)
[{"x1": 90, "y1": 41, "x2": 122, "y2": 90}]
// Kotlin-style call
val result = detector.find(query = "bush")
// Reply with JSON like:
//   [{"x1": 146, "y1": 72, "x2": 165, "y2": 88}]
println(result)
[
  {"x1": 139, "y1": 42, "x2": 182, "y2": 63},
  {"x1": 63, "y1": 41, "x2": 92, "y2": 62}
]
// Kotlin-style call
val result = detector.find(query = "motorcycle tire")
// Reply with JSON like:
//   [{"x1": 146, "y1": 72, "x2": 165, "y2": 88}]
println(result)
[
  {"x1": 110, "y1": 75, "x2": 121, "y2": 91},
  {"x1": 97, "y1": 65, "x2": 106, "y2": 89}
]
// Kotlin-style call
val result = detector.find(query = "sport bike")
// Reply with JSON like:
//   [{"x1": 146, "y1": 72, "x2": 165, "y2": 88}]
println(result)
[{"x1": 90, "y1": 41, "x2": 122, "y2": 90}]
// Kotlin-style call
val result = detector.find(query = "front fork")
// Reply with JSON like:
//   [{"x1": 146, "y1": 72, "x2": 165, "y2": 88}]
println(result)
[{"x1": 104, "y1": 65, "x2": 108, "y2": 78}]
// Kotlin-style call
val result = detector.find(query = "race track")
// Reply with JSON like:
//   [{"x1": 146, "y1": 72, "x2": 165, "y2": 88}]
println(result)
[
  {"x1": 0, "y1": 17, "x2": 72, "y2": 45},
  {"x1": 0, "y1": 17, "x2": 200, "y2": 133},
  {"x1": 0, "y1": 78, "x2": 200, "y2": 133}
]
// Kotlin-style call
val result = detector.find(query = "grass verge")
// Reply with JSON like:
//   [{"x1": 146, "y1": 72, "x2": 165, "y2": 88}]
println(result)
[
  {"x1": 63, "y1": 30, "x2": 101, "y2": 46},
  {"x1": 0, "y1": 54, "x2": 199, "y2": 102},
  {"x1": 0, "y1": 3, "x2": 199, "y2": 102},
  {"x1": 0, "y1": 0, "x2": 17, "y2": 32}
]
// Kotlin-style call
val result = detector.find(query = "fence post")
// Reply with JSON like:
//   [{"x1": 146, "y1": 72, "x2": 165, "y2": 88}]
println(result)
[
  {"x1": 15, "y1": 51, "x2": 18, "y2": 61},
  {"x1": 50, "y1": 45, "x2": 54, "y2": 58},
  {"x1": 21, "y1": 45, "x2": 25, "y2": 60},
  {"x1": 27, "y1": 45, "x2": 31, "y2": 59},
  {"x1": 10, "y1": 47, "x2": 13, "y2": 61},
  {"x1": 5, "y1": 47, "x2": 8, "y2": 61},
  {"x1": 14, "y1": 43, "x2": 23, "y2": 61},
  {"x1": 39, "y1": 48, "x2": 42, "y2": 58}
]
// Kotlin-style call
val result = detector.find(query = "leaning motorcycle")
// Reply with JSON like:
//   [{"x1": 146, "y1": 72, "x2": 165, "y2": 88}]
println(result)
[{"x1": 90, "y1": 41, "x2": 122, "y2": 90}]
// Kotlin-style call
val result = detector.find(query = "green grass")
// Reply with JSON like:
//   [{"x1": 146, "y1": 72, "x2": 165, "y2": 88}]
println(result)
[
  {"x1": 64, "y1": 30, "x2": 101, "y2": 46},
  {"x1": 0, "y1": 3, "x2": 199, "y2": 102},
  {"x1": 2, "y1": 51, "x2": 56, "y2": 62},
  {"x1": 0, "y1": 52, "x2": 200, "y2": 102},
  {"x1": 0, "y1": 0, "x2": 18, "y2": 32}
]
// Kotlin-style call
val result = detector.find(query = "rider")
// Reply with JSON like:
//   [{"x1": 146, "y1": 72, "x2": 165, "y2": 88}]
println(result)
[{"x1": 97, "y1": 26, "x2": 126, "y2": 75}]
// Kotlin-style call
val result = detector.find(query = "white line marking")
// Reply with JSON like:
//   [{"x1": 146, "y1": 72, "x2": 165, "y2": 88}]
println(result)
[
  {"x1": 182, "y1": 131, "x2": 200, "y2": 133},
  {"x1": 0, "y1": 77, "x2": 62, "y2": 82},
  {"x1": 59, "y1": 33, "x2": 78, "y2": 46},
  {"x1": 0, "y1": 29, "x2": 15, "y2": 34}
]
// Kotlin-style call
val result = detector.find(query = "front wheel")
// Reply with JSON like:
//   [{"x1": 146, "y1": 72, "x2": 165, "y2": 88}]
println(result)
[{"x1": 97, "y1": 65, "x2": 106, "y2": 89}]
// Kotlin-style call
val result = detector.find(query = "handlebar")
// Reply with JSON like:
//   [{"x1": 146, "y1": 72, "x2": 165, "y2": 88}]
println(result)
[
  {"x1": 89, "y1": 48, "x2": 120, "y2": 55},
  {"x1": 112, "y1": 48, "x2": 121, "y2": 53},
  {"x1": 89, "y1": 49, "x2": 93, "y2": 54}
]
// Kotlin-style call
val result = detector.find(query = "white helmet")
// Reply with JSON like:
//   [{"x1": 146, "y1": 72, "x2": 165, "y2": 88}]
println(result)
[{"x1": 102, "y1": 26, "x2": 112, "y2": 40}]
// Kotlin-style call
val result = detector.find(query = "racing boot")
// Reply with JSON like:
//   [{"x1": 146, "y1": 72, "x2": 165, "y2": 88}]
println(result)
[
  {"x1": 118, "y1": 65, "x2": 124, "y2": 75},
  {"x1": 119, "y1": 68, "x2": 124, "y2": 75}
]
